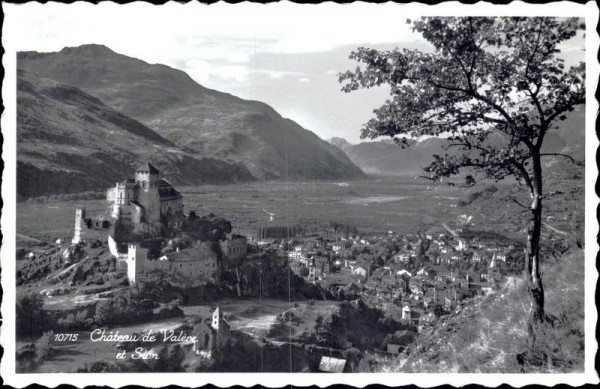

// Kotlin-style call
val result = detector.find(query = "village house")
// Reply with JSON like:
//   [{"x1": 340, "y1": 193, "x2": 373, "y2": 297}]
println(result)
[
  {"x1": 318, "y1": 356, "x2": 347, "y2": 373},
  {"x1": 352, "y1": 264, "x2": 368, "y2": 279},
  {"x1": 385, "y1": 329, "x2": 418, "y2": 355},
  {"x1": 401, "y1": 305, "x2": 421, "y2": 327},
  {"x1": 288, "y1": 259, "x2": 305, "y2": 276},
  {"x1": 288, "y1": 250, "x2": 306, "y2": 262}
]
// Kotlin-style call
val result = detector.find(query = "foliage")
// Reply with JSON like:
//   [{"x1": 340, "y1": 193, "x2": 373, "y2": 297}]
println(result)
[
  {"x1": 339, "y1": 18, "x2": 584, "y2": 178},
  {"x1": 377, "y1": 250, "x2": 584, "y2": 373},
  {"x1": 16, "y1": 293, "x2": 53, "y2": 338},
  {"x1": 155, "y1": 303, "x2": 185, "y2": 320},
  {"x1": 56, "y1": 309, "x2": 94, "y2": 331},
  {"x1": 339, "y1": 17, "x2": 585, "y2": 324},
  {"x1": 183, "y1": 213, "x2": 232, "y2": 242},
  {"x1": 432, "y1": 304, "x2": 445, "y2": 318},
  {"x1": 34, "y1": 330, "x2": 55, "y2": 362},
  {"x1": 94, "y1": 289, "x2": 158, "y2": 326}
]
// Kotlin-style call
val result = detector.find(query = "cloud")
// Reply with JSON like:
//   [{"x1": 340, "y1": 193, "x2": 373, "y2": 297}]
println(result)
[{"x1": 298, "y1": 77, "x2": 311, "y2": 83}]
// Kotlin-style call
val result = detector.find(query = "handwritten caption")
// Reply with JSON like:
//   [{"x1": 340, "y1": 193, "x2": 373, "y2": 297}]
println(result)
[{"x1": 54, "y1": 329, "x2": 197, "y2": 360}]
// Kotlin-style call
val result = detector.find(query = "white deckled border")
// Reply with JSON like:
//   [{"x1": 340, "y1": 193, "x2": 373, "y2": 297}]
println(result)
[{"x1": 1, "y1": 1, "x2": 598, "y2": 387}]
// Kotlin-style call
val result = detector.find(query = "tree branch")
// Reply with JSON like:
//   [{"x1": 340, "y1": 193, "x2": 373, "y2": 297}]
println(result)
[
  {"x1": 510, "y1": 158, "x2": 534, "y2": 194},
  {"x1": 509, "y1": 197, "x2": 530, "y2": 209}
]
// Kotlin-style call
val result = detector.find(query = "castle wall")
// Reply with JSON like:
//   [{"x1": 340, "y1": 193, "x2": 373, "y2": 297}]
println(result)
[
  {"x1": 171, "y1": 257, "x2": 217, "y2": 279},
  {"x1": 126, "y1": 245, "x2": 149, "y2": 284},
  {"x1": 160, "y1": 198, "x2": 184, "y2": 215},
  {"x1": 108, "y1": 235, "x2": 120, "y2": 258}
]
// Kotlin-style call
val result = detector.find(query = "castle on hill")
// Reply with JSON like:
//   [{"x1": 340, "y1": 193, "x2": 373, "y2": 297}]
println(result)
[
  {"x1": 71, "y1": 162, "x2": 248, "y2": 286},
  {"x1": 106, "y1": 162, "x2": 184, "y2": 232}
]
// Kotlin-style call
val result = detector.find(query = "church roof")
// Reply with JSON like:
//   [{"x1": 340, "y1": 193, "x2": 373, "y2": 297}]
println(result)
[{"x1": 136, "y1": 162, "x2": 160, "y2": 174}]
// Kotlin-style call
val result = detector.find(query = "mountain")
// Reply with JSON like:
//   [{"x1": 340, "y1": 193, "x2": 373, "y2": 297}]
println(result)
[
  {"x1": 328, "y1": 137, "x2": 449, "y2": 176},
  {"x1": 328, "y1": 137, "x2": 353, "y2": 150},
  {"x1": 17, "y1": 70, "x2": 254, "y2": 200},
  {"x1": 329, "y1": 108, "x2": 585, "y2": 177},
  {"x1": 17, "y1": 44, "x2": 364, "y2": 182}
]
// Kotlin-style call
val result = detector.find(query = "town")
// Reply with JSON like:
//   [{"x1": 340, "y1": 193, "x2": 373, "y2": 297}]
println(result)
[
  {"x1": 54, "y1": 162, "x2": 526, "y2": 361},
  {"x1": 259, "y1": 224, "x2": 522, "y2": 339}
]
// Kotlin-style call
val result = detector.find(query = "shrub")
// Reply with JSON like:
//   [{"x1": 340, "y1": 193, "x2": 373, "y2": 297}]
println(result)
[{"x1": 35, "y1": 331, "x2": 54, "y2": 362}]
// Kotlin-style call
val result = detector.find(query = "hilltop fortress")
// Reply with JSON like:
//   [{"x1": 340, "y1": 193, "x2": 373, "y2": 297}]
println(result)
[
  {"x1": 107, "y1": 162, "x2": 184, "y2": 233},
  {"x1": 71, "y1": 162, "x2": 247, "y2": 286}
]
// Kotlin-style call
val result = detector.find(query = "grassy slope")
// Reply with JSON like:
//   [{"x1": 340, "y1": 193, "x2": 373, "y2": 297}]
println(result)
[
  {"x1": 17, "y1": 44, "x2": 365, "y2": 181},
  {"x1": 379, "y1": 249, "x2": 585, "y2": 373},
  {"x1": 17, "y1": 70, "x2": 254, "y2": 199}
]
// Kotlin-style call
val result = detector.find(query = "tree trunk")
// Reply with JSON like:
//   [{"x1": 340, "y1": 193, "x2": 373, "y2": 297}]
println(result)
[
  {"x1": 235, "y1": 267, "x2": 242, "y2": 298},
  {"x1": 527, "y1": 153, "x2": 545, "y2": 326}
]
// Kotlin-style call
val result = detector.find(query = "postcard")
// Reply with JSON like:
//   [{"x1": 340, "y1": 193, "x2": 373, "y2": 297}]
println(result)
[{"x1": 1, "y1": 1, "x2": 598, "y2": 387}]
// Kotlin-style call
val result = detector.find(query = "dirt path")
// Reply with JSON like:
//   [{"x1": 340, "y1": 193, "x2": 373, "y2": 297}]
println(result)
[
  {"x1": 46, "y1": 256, "x2": 90, "y2": 281},
  {"x1": 441, "y1": 222, "x2": 458, "y2": 237},
  {"x1": 542, "y1": 222, "x2": 569, "y2": 236}
]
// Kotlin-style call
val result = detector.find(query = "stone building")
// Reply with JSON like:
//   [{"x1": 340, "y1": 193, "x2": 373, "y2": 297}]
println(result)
[
  {"x1": 219, "y1": 233, "x2": 248, "y2": 262},
  {"x1": 193, "y1": 306, "x2": 231, "y2": 358},
  {"x1": 123, "y1": 241, "x2": 218, "y2": 285},
  {"x1": 106, "y1": 162, "x2": 183, "y2": 233}
]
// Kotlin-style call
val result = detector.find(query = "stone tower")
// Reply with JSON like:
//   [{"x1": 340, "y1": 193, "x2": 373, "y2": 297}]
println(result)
[
  {"x1": 135, "y1": 162, "x2": 161, "y2": 224},
  {"x1": 211, "y1": 305, "x2": 230, "y2": 349},
  {"x1": 72, "y1": 206, "x2": 86, "y2": 244},
  {"x1": 211, "y1": 306, "x2": 224, "y2": 331}
]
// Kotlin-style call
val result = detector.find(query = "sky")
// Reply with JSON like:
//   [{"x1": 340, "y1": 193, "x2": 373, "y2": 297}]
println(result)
[{"x1": 4, "y1": 2, "x2": 586, "y2": 144}]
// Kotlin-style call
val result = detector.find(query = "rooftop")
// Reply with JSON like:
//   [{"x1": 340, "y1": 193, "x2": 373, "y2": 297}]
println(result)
[
  {"x1": 318, "y1": 356, "x2": 346, "y2": 373},
  {"x1": 136, "y1": 162, "x2": 160, "y2": 175}
]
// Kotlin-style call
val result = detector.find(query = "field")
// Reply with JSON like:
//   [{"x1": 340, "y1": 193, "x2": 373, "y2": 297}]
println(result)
[
  {"x1": 18, "y1": 175, "x2": 581, "y2": 248},
  {"x1": 17, "y1": 177, "x2": 490, "y2": 242}
]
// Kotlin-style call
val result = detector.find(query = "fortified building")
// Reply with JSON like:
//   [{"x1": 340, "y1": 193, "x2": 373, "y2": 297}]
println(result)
[
  {"x1": 106, "y1": 162, "x2": 184, "y2": 232},
  {"x1": 70, "y1": 161, "x2": 248, "y2": 286}
]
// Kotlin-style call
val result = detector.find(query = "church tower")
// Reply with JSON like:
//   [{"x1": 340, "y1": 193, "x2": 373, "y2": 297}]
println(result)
[
  {"x1": 135, "y1": 162, "x2": 161, "y2": 224},
  {"x1": 212, "y1": 306, "x2": 224, "y2": 331}
]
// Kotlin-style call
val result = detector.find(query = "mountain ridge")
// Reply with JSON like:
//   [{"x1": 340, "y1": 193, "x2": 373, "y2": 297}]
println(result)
[
  {"x1": 328, "y1": 109, "x2": 584, "y2": 177},
  {"x1": 17, "y1": 44, "x2": 365, "y2": 182},
  {"x1": 17, "y1": 69, "x2": 255, "y2": 200}
]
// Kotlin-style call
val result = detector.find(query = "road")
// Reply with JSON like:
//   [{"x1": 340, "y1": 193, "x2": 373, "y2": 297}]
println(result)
[{"x1": 441, "y1": 222, "x2": 459, "y2": 237}]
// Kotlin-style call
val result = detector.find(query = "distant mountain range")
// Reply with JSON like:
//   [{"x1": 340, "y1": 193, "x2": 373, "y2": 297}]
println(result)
[
  {"x1": 17, "y1": 44, "x2": 364, "y2": 199},
  {"x1": 329, "y1": 107, "x2": 584, "y2": 177}
]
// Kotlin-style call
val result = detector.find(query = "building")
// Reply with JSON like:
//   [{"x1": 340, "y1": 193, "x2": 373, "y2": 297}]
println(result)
[
  {"x1": 219, "y1": 233, "x2": 248, "y2": 262},
  {"x1": 124, "y1": 241, "x2": 218, "y2": 285},
  {"x1": 71, "y1": 206, "x2": 113, "y2": 244},
  {"x1": 352, "y1": 266, "x2": 368, "y2": 278},
  {"x1": 385, "y1": 330, "x2": 418, "y2": 354},
  {"x1": 72, "y1": 207, "x2": 86, "y2": 244},
  {"x1": 193, "y1": 306, "x2": 231, "y2": 358},
  {"x1": 318, "y1": 356, "x2": 347, "y2": 373},
  {"x1": 106, "y1": 162, "x2": 183, "y2": 233},
  {"x1": 401, "y1": 305, "x2": 421, "y2": 326}
]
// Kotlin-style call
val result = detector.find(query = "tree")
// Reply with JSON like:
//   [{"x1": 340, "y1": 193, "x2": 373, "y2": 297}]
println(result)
[
  {"x1": 339, "y1": 17, "x2": 585, "y2": 326},
  {"x1": 16, "y1": 294, "x2": 53, "y2": 338},
  {"x1": 433, "y1": 304, "x2": 445, "y2": 318}
]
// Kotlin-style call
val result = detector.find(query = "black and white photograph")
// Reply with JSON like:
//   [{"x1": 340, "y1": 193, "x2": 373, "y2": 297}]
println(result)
[{"x1": 1, "y1": 1, "x2": 598, "y2": 386}]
